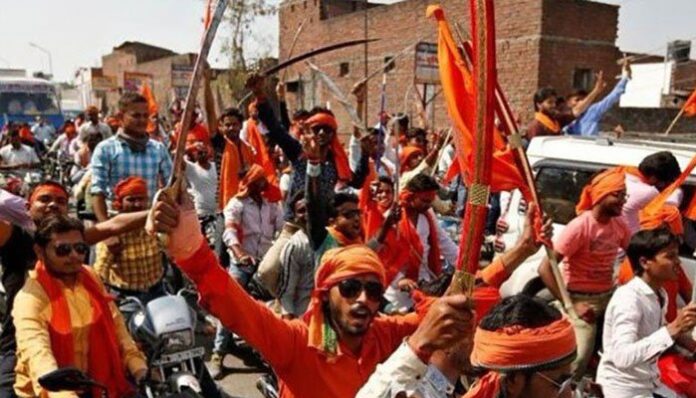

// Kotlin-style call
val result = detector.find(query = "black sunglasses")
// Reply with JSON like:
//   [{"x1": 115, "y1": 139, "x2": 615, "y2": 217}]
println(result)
[
  {"x1": 311, "y1": 124, "x2": 336, "y2": 135},
  {"x1": 338, "y1": 279, "x2": 383, "y2": 302},
  {"x1": 53, "y1": 242, "x2": 90, "y2": 257}
]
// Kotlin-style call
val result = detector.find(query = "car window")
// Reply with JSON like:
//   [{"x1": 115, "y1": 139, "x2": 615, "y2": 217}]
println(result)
[{"x1": 535, "y1": 166, "x2": 596, "y2": 225}]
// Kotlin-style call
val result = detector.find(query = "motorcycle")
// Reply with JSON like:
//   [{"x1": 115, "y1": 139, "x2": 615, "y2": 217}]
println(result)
[{"x1": 125, "y1": 292, "x2": 214, "y2": 398}]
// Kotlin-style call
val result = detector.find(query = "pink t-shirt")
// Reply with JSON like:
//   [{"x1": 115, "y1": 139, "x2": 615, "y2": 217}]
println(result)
[{"x1": 556, "y1": 211, "x2": 631, "y2": 293}]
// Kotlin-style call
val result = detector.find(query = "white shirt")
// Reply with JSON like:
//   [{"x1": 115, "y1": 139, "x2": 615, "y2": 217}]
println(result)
[
  {"x1": 49, "y1": 134, "x2": 78, "y2": 158},
  {"x1": 0, "y1": 144, "x2": 40, "y2": 178},
  {"x1": 597, "y1": 277, "x2": 675, "y2": 398},
  {"x1": 356, "y1": 341, "x2": 432, "y2": 398},
  {"x1": 31, "y1": 123, "x2": 55, "y2": 144},
  {"x1": 222, "y1": 196, "x2": 283, "y2": 261},
  {"x1": 185, "y1": 160, "x2": 218, "y2": 217},
  {"x1": 383, "y1": 210, "x2": 458, "y2": 310},
  {"x1": 78, "y1": 121, "x2": 112, "y2": 143},
  {"x1": 622, "y1": 173, "x2": 682, "y2": 234}
]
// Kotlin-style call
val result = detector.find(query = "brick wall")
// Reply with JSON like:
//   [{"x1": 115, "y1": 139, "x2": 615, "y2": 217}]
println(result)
[{"x1": 278, "y1": 0, "x2": 621, "y2": 141}]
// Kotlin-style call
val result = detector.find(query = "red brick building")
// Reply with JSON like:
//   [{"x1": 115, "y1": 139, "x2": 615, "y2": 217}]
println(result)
[{"x1": 278, "y1": 0, "x2": 622, "y2": 138}]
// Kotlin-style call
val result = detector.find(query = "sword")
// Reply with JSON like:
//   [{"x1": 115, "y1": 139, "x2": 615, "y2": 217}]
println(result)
[
  {"x1": 305, "y1": 61, "x2": 366, "y2": 134},
  {"x1": 237, "y1": 38, "x2": 380, "y2": 106},
  {"x1": 166, "y1": 0, "x2": 228, "y2": 203}
]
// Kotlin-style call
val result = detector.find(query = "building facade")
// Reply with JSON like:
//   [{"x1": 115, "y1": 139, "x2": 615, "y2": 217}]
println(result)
[{"x1": 278, "y1": 0, "x2": 622, "y2": 138}]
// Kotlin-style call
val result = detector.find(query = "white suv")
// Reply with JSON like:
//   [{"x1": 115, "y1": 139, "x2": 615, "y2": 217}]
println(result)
[{"x1": 497, "y1": 135, "x2": 696, "y2": 299}]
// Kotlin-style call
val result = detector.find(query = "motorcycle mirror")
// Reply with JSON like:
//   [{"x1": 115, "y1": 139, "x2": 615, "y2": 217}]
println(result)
[{"x1": 38, "y1": 367, "x2": 94, "y2": 392}]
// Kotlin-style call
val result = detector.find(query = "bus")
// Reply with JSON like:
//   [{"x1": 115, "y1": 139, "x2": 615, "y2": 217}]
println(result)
[{"x1": 0, "y1": 76, "x2": 64, "y2": 129}]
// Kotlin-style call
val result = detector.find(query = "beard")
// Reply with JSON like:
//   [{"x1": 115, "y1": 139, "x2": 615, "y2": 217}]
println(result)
[{"x1": 326, "y1": 301, "x2": 375, "y2": 337}]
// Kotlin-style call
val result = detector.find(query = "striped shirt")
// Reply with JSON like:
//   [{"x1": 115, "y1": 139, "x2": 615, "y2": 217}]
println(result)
[{"x1": 90, "y1": 134, "x2": 172, "y2": 200}]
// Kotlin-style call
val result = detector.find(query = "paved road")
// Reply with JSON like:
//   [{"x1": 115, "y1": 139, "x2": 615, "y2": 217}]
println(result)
[{"x1": 213, "y1": 354, "x2": 266, "y2": 398}]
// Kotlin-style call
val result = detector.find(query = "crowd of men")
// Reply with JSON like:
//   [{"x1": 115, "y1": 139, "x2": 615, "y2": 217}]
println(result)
[{"x1": 0, "y1": 54, "x2": 696, "y2": 398}]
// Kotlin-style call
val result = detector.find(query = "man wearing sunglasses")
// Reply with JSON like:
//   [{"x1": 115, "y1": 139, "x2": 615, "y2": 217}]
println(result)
[
  {"x1": 145, "y1": 190, "x2": 450, "y2": 398},
  {"x1": 12, "y1": 215, "x2": 147, "y2": 398},
  {"x1": 246, "y1": 75, "x2": 370, "y2": 223},
  {"x1": 0, "y1": 181, "x2": 151, "y2": 398}
]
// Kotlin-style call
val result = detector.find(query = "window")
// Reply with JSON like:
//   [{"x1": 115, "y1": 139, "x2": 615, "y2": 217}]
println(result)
[
  {"x1": 339, "y1": 62, "x2": 350, "y2": 77},
  {"x1": 535, "y1": 166, "x2": 596, "y2": 225},
  {"x1": 384, "y1": 56, "x2": 395, "y2": 73},
  {"x1": 572, "y1": 68, "x2": 593, "y2": 91}
]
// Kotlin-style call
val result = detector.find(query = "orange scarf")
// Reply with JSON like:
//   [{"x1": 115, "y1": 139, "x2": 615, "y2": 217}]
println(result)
[
  {"x1": 305, "y1": 113, "x2": 352, "y2": 181},
  {"x1": 219, "y1": 137, "x2": 255, "y2": 209},
  {"x1": 304, "y1": 245, "x2": 386, "y2": 359},
  {"x1": 534, "y1": 112, "x2": 560, "y2": 134},
  {"x1": 359, "y1": 162, "x2": 389, "y2": 240},
  {"x1": 35, "y1": 262, "x2": 133, "y2": 398},
  {"x1": 464, "y1": 372, "x2": 501, "y2": 398},
  {"x1": 399, "y1": 146, "x2": 425, "y2": 174},
  {"x1": 398, "y1": 189, "x2": 442, "y2": 279},
  {"x1": 246, "y1": 118, "x2": 282, "y2": 202}
]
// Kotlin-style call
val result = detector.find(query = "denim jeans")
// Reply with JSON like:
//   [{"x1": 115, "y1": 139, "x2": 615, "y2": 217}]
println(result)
[
  {"x1": 213, "y1": 262, "x2": 255, "y2": 354},
  {"x1": 0, "y1": 352, "x2": 17, "y2": 398}
]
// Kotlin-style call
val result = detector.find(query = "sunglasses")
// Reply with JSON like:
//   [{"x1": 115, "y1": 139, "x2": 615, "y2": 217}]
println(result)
[
  {"x1": 310, "y1": 124, "x2": 336, "y2": 135},
  {"x1": 53, "y1": 242, "x2": 90, "y2": 257},
  {"x1": 337, "y1": 279, "x2": 384, "y2": 302},
  {"x1": 535, "y1": 371, "x2": 575, "y2": 398}
]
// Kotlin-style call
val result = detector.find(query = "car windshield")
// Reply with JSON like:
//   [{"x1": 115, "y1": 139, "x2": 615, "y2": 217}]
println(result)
[{"x1": 0, "y1": 87, "x2": 60, "y2": 115}]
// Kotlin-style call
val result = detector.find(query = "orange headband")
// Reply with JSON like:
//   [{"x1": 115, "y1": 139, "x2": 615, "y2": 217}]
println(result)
[
  {"x1": 113, "y1": 177, "x2": 148, "y2": 210},
  {"x1": 471, "y1": 317, "x2": 576, "y2": 371},
  {"x1": 306, "y1": 113, "x2": 338, "y2": 131},
  {"x1": 575, "y1": 168, "x2": 626, "y2": 214},
  {"x1": 29, "y1": 185, "x2": 68, "y2": 204},
  {"x1": 399, "y1": 146, "x2": 425, "y2": 172}
]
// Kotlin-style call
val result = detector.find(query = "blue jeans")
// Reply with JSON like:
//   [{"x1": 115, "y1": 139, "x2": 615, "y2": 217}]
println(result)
[{"x1": 213, "y1": 262, "x2": 254, "y2": 354}]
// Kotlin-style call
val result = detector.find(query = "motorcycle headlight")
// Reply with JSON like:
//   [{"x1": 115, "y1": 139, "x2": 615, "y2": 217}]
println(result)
[{"x1": 162, "y1": 329, "x2": 193, "y2": 353}]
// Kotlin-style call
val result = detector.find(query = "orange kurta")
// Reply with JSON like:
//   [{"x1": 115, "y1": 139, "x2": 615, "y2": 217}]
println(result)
[{"x1": 177, "y1": 242, "x2": 432, "y2": 398}]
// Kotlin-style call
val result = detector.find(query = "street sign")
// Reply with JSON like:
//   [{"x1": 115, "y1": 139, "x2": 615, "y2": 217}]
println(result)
[
  {"x1": 414, "y1": 42, "x2": 439, "y2": 85},
  {"x1": 92, "y1": 75, "x2": 118, "y2": 91}
]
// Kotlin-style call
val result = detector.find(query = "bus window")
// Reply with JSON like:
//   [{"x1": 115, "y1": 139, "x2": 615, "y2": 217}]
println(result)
[
  {"x1": 0, "y1": 92, "x2": 60, "y2": 115},
  {"x1": 535, "y1": 166, "x2": 596, "y2": 225}
]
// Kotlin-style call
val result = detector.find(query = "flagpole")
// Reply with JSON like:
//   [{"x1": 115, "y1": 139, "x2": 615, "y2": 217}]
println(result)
[{"x1": 664, "y1": 107, "x2": 685, "y2": 136}]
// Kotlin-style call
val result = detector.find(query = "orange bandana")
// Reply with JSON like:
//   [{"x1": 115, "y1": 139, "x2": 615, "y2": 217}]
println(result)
[
  {"x1": 471, "y1": 317, "x2": 576, "y2": 371},
  {"x1": 640, "y1": 204, "x2": 683, "y2": 235},
  {"x1": 113, "y1": 176, "x2": 148, "y2": 210},
  {"x1": 235, "y1": 164, "x2": 267, "y2": 199},
  {"x1": 304, "y1": 245, "x2": 386, "y2": 358},
  {"x1": 29, "y1": 184, "x2": 68, "y2": 204},
  {"x1": 305, "y1": 113, "x2": 352, "y2": 181},
  {"x1": 575, "y1": 168, "x2": 626, "y2": 214},
  {"x1": 534, "y1": 112, "x2": 561, "y2": 134},
  {"x1": 399, "y1": 146, "x2": 425, "y2": 174}
]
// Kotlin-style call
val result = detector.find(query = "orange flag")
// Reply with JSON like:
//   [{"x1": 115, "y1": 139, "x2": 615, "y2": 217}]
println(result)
[
  {"x1": 427, "y1": 5, "x2": 529, "y2": 198},
  {"x1": 684, "y1": 88, "x2": 696, "y2": 117},
  {"x1": 641, "y1": 154, "x2": 696, "y2": 220},
  {"x1": 140, "y1": 83, "x2": 158, "y2": 133}
]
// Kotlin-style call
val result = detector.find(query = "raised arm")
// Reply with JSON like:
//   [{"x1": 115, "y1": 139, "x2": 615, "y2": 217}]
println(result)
[
  {"x1": 276, "y1": 83, "x2": 291, "y2": 131},
  {"x1": 247, "y1": 75, "x2": 302, "y2": 161},
  {"x1": 571, "y1": 71, "x2": 607, "y2": 117},
  {"x1": 84, "y1": 211, "x2": 148, "y2": 244}
]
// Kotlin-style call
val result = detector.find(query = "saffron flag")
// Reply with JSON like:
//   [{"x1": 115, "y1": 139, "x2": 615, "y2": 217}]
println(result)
[
  {"x1": 684, "y1": 88, "x2": 696, "y2": 117},
  {"x1": 427, "y1": 6, "x2": 529, "y2": 198},
  {"x1": 140, "y1": 83, "x2": 158, "y2": 133}
]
